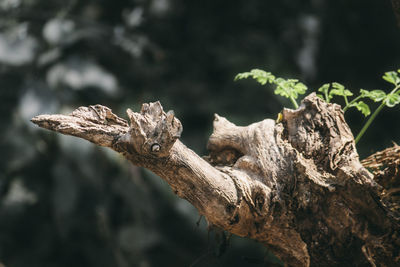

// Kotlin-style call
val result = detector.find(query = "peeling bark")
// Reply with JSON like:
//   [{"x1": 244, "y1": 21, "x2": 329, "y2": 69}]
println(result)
[{"x1": 31, "y1": 93, "x2": 400, "y2": 266}]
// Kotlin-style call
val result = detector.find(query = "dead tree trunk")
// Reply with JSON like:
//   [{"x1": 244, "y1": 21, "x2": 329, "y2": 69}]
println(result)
[{"x1": 31, "y1": 93, "x2": 400, "y2": 267}]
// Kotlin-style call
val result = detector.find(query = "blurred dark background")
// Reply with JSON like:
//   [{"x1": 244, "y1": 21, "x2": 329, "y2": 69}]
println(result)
[{"x1": 1, "y1": 0, "x2": 399, "y2": 266}]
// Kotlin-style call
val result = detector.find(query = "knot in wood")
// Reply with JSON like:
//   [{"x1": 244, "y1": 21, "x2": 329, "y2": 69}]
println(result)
[{"x1": 151, "y1": 143, "x2": 161, "y2": 152}]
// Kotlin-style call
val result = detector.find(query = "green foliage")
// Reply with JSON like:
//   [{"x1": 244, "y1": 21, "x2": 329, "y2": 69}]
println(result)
[
  {"x1": 382, "y1": 71, "x2": 400, "y2": 85},
  {"x1": 317, "y1": 83, "x2": 331, "y2": 103},
  {"x1": 386, "y1": 93, "x2": 400, "y2": 107},
  {"x1": 329, "y1": 82, "x2": 353, "y2": 98},
  {"x1": 234, "y1": 69, "x2": 275, "y2": 85},
  {"x1": 330, "y1": 83, "x2": 352, "y2": 107},
  {"x1": 348, "y1": 100, "x2": 371, "y2": 116},
  {"x1": 235, "y1": 69, "x2": 307, "y2": 109},
  {"x1": 359, "y1": 89, "x2": 386, "y2": 102},
  {"x1": 235, "y1": 69, "x2": 400, "y2": 145}
]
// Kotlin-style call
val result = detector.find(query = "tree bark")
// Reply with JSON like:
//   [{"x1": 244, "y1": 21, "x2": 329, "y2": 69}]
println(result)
[{"x1": 31, "y1": 93, "x2": 400, "y2": 267}]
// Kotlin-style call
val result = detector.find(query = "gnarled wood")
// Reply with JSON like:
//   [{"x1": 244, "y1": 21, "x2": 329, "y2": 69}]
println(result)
[
  {"x1": 362, "y1": 144, "x2": 400, "y2": 221},
  {"x1": 31, "y1": 94, "x2": 400, "y2": 266}
]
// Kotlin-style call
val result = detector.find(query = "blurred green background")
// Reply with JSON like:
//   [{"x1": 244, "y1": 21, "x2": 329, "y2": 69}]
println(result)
[{"x1": 1, "y1": 0, "x2": 399, "y2": 266}]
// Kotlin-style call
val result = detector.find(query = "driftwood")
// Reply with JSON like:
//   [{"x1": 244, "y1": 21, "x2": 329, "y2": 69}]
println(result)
[{"x1": 31, "y1": 93, "x2": 400, "y2": 266}]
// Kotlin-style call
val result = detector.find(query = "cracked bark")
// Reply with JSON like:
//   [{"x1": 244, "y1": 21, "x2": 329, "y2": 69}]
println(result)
[{"x1": 31, "y1": 93, "x2": 400, "y2": 267}]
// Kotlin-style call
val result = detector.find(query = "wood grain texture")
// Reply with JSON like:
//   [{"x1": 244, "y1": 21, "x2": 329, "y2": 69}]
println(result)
[{"x1": 32, "y1": 94, "x2": 400, "y2": 266}]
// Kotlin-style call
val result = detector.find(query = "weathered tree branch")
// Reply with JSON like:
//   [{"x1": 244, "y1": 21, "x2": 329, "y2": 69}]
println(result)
[{"x1": 31, "y1": 94, "x2": 400, "y2": 266}]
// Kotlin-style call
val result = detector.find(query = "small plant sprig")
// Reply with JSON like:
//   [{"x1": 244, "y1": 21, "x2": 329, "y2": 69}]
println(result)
[
  {"x1": 234, "y1": 69, "x2": 307, "y2": 109},
  {"x1": 318, "y1": 71, "x2": 400, "y2": 143},
  {"x1": 317, "y1": 82, "x2": 371, "y2": 116},
  {"x1": 234, "y1": 68, "x2": 400, "y2": 144}
]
